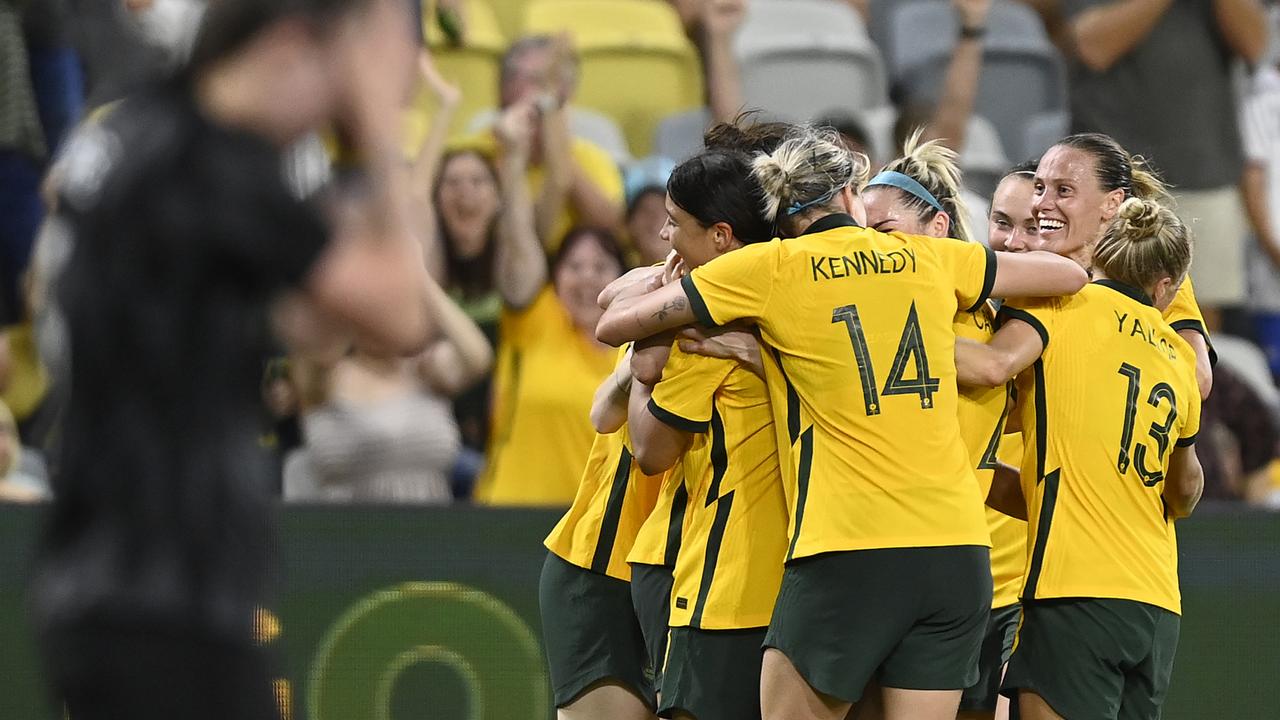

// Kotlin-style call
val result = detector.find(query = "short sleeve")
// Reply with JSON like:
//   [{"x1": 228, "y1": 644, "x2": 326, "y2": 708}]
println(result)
[
  {"x1": 997, "y1": 296, "x2": 1058, "y2": 350},
  {"x1": 648, "y1": 347, "x2": 735, "y2": 433},
  {"x1": 933, "y1": 236, "x2": 996, "y2": 313},
  {"x1": 1163, "y1": 278, "x2": 1217, "y2": 366},
  {"x1": 1178, "y1": 360, "x2": 1202, "y2": 447},
  {"x1": 683, "y1": 240, "x2": 781, "y2": 327},
  {"x1": 1241, "y1": 95, "x2": 1267, "y2": 163}
]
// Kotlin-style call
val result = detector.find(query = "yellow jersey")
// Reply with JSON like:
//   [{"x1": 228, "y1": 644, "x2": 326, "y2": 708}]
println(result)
[
  {"x1": 990, "y1": 432, "x2": 1027, "y2": 609},
  {"x1": 544, "y1": 350, "x2": 665, "y2": 581},
  {"x1": 647, "y1": 347, "x2": 787, "y2": 630},
  {"x1": 1162, "y1": 276, "x2": 1217, "y2": 365},
  {"x1": 478, "y1": 287, "x2": 617, "y2": 506},
  {"x1": 954, "y1": 302, "x2": 1011, "y2": 499},
  {"x1": 1003, "y1": 280, "x2": 1201, "y2": 614},
  {"x1": 683, "y1": 214, "x2": 995, "y2": 559},
  {"x1": 628, "y1": 461, "x2": 689, "y2": 567},
  {"x1": 449, "y1": 132, "x2": 624, "y2": 250}
]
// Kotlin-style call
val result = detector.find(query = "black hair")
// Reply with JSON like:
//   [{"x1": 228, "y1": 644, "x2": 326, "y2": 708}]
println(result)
[
  {"x1": 667, "y1": 150, "x2": 773, "y2": 244},
  {"x1": 703, "y1": 111, "x2": 792, "y2": 155},
  {"x1": 190, "y1": 0, "x2": 380, "y2": 70},
  {"x1": 1007, "y1": 158, "x2": 1039, "y2": 177},
  {"x1": 552, "y1": 227, "x2": 627, "y2": 277}
]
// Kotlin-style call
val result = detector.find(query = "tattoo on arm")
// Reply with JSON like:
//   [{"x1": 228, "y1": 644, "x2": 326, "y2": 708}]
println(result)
[{"x1": 652, "y1": 298, "x2": 686, "y2": 323}]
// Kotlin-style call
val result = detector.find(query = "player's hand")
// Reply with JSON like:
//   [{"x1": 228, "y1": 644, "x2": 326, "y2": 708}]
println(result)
[
  {"x1": 661, "y1": 250, "x2": 689, "y2": 286},
  {"x1": 418, "y1": 50, "x2": 462, "y2": 109},
  {"x1": 678, "y1": 323, "x2": 764, "y2": 377},
  {"x1": 953, "y1": 0, "x2": 991, "y2": 29},
  {"x1": 703, "y1": 0, "x2": 747, "y2": 38},
  {"x1": 598, "y1": 266, "x2": 665, "y2": 308}
]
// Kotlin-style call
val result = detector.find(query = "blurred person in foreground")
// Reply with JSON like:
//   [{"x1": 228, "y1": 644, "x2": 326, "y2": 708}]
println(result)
[{"x1": 29, "y1": 0, "x2": 433, "y2": 718}]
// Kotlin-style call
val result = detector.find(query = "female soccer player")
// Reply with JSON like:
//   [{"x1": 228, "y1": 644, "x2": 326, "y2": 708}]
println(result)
[
  {"x1": 861, "y1": 139, "x2": 1029, "y2": 720},
  {"x1": 957, "y1": 197, "x2": 1204, "y2": 720},
  {"x1": 597, "y1": 125, "x2": 1088, "y2": 720},
  {"x1": 32, "y1": 1, "x2": 430, "y2": 718},
  {"x1": 539, "y1": 339, "x2": 666, "y2": 720},
  {"x1": 625, "y1": 148, "x2": 786, "y2": 720},
  {"x1": 1030, "y1": 133, "x2": 1215, "y2": 399}
]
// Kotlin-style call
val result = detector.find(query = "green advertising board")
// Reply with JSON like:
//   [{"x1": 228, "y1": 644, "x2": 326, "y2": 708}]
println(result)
[{"x1": 0, "y1": 503, "x2": 1276, "y2": 719}]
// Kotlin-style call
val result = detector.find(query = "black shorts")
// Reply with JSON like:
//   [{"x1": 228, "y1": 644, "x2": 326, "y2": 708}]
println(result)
[
  {"x1": 659, "y1": 626, "x2": 766, "y2": 720},
  {"x1": 539, "y1": 552, "x2": 653, "y2": 708},
  {"x1": 1002, "y1": 598, "x2": 1180, "y2": 720},
  {"x1": 764, "y1": 545, "x2": 991, "y2": 703},
  {"x1": 959, "y1": 602, "x2": 1021, "y2": 712},
  {"x1": 630, "y1": 562, "x2": 674, "y2": 692},
  {"x1": 42, "y1": 621, "x2": 280, "y2": 720}
]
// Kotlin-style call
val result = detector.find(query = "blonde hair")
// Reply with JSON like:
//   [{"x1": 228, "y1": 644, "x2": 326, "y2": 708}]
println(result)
[
  {"x1": 873, "y1": 130, "x2": 973, "y2": 242},
  {"x1": 1093, "y1": 197, "x2": 1191, "y2": 293},
  {"x1": 752, "y1": 126, "x2": 871, "y2": 236},
  {"x1": 1056, "y1": 133, "x2": 1174, "y2": 206}
]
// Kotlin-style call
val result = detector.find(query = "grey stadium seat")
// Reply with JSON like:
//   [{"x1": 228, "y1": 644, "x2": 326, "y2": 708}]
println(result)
[
  {"x1": 960, "y1": 115, "x2": 1011, "y2": 199},
  {"x1": 735, "y1": 0, "x2": 888, "y2": 122},
  {"x1": 653, "y1": 107, "x2": 711, "y2": 163},
  {"x1": 1021, "y1": 109, "x2": 1069, "y2": 162}
]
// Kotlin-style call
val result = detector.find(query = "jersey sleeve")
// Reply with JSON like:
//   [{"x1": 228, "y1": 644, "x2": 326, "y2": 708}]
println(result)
[
  {"x1": 682, "y1": 240, "x2": 781, "y2": 327},
  {"x1": 997, "y1": 296, "x2": 1059, "y2": 351},
  {"x1": 648, "y1": 347, "x2": 736, "y2": 433},
  {"x1": 933, "y1": 236, "x2": 996, "y2": 313},
  {"x1": 1177, "y1": 358, "x2": 1202, "y2": 447},
  {"x1": 1163, "y1": 278, "x2": 1217, "y2": 366}
]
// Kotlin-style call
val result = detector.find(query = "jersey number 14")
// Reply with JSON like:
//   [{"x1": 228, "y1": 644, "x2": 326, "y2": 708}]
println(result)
[{"x1": 832, "y1": 301, "x2": 940, "y2": 416}]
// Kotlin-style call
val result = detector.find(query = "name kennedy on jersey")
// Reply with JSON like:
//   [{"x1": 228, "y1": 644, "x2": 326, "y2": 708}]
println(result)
[{"x1": 810, "y1": 248, "x2": 919, "y2": 281}]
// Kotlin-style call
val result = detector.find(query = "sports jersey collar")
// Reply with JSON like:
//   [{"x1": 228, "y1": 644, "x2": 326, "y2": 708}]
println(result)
[
  {"x1": 1093, "y1": 279, "x2": 1154, "y2": 307},
  {"x1": 799, "y1": 213, "x2": 862, "y2": 236}
]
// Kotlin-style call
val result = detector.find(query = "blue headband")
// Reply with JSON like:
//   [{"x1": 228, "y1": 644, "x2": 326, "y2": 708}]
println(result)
[
  {"x1": 866, "y1": 171, "x2": 945, "y2": 213},
  {"x1": 786, "y1": 187, "x2": 842, "y2": 216}
]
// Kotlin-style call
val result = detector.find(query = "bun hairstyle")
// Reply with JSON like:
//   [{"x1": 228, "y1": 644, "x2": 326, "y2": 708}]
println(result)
[
  {"x1": 1055, "y1": 133, "x2": 1174, "y2": 206},
  {"x1": 667, "y1": 150, "x2": 773, "y2": 244},
  {"x1": 869, "y1": 129, "x2": 973, "y2": 242},
  {"x1": 752, "y1": 125, "x2": 871, "y2": 236},
  {"x1": 1093, "y1": 197, "x2": 1191, "y2": 294}
]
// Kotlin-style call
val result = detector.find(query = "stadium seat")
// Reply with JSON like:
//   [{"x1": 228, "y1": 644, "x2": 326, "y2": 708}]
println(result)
[
  {"x1": 653, "y1": 107, "x2": 711, "y2": 162},
  {"x1": 960, "y1": 115, "x2": 1011, "y2": 199},
  {"x1": 887, "y1": 0, "x2": 1065, "y2": 160},
  {"x1": 855, "y1": 104, "x2": 897, "y2": 166},
  {"x1": 735, "y1": 0, "x2": 888, "y2": 121},
  {"x1": 524, "y1": 0, "x2": 703, "y2": 156},
  {"x1": 1021, "y1": 109, "x2": 1069, "y2": 161},
  {"x1": 485, "y1": 0, "x2": 526, "y2": 41},
  {"x1": 467, "y1": 106, "x2": 633, "y2": 164},
  {"x1": 405, "y1": 0, "x2": 507, "y2": 150}
]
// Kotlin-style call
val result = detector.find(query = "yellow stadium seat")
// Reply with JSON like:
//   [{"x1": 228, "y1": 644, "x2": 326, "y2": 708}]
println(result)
[
  {"x1": 523, "y1": 0, "x2": 703, "y2": 156},
  {"x1": 405, "y1": 0, "x2": 506, "y2": 152},
  {"x1": 488, "y1": 0, "x2": 528, "y2": 41}
]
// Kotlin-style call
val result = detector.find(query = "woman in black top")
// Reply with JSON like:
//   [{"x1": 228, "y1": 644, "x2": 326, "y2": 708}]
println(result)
[{"x1": 31, "y1": 1, "x2": 432, "y2": 718}]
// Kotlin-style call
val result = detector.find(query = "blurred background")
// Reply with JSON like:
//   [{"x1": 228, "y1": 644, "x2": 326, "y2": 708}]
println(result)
[{"x1": 1, "y1": 0, "x2": 1278, "y2": 718}]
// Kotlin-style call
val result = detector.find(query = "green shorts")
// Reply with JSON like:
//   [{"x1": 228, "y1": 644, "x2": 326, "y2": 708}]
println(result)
[
  {"x1": 959, "y1": 602, "x2": 1021, "y2": 712},
  {"x1": 659, "y1": 626, "x2": 766, "y2": 720},
  {"x1": 538, "y1": 552, "x2": 654, "y2": 709},
  {"x1": 1002, "y1": 598, "x2": 1180, "y2": 720},
  {"x1": 630, "y1": 562, "x2": 674, "y2": 692},
  {"x1": 763, "y1": 546, "x2": 991, "y2": 703}
]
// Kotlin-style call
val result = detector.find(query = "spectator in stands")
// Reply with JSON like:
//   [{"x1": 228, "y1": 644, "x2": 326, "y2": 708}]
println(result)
[
  {"x1": 623, "y1": 156, "x2": 676, "y2": 266},
  {"x1": 1063, "y1": 0, "x2": 1268, "y2": 327},
  {"x1": 460, "y1": 33, "x2": 624, "y2": 248},
  {"x1": 1241, "y1": 14, "x2": 1280, "y2": 371},
  {"x1": 288, "y1": 184, "x2": 493, "y2": 505},
  {"x1": 476, "y1": 102, "x2": 625, "y2": 506},
  {"x1": 1198, "y1": 362, "x2": 1280, "y2": 501}
]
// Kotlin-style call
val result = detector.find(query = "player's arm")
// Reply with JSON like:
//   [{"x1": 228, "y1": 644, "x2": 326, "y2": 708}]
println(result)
[
  {"x1": 590, "y1": 346, "x2": 635, "y2": 434},
  {"x1": 989, "y1": 249, "x2": 1089, "y2": 299},
  {"x1": 628, "y1": 378, "x2": 694, "y2": 476},
  {"x1": 1177, "y1": 328, "x2": 1214, "y2": 400},
  {"x1": 1163, "y1": 444, "x2": 1205, "y2": 519},
  {"x1": 631, "y1": 332, "x2": 677, "y2": 386},
  {"x1": 955, "y1": 318, "x2": 1045, "y2": 387},
  {"x1": 986, "y1": 461, "x2": 1027, "y2": 521},
  {"x1": 597, "y1": 281, "x2": 698, "y2": 346}
]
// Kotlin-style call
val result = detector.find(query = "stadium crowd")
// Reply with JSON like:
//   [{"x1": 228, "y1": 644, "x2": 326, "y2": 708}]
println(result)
[{"x1": 3, "y1": 0, "x2": 1280, "y2": 510}]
